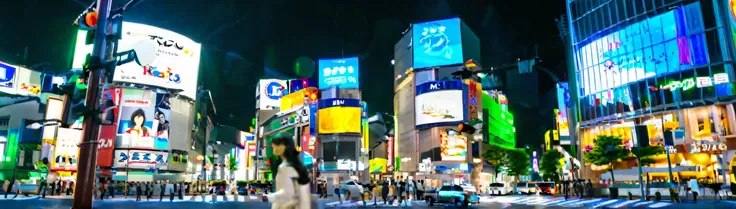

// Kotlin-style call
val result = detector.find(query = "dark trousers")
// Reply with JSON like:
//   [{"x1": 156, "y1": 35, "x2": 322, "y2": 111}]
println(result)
[
  {"x1": 109, "y1": 188, "x2": 115, "y2": 198},
  {"x1": 159, "y1": 191, "x2": 165, "y2": 201},
  {"x1": 178, "y1": 190, "x2": 183, "y2": 200},
  {"x1": 99, "y1": 189, "x2": 106, "y2": 200},
  {"x1": 39, "y1": 184, "x2": 47, "y2": 198},
  {"x1": 136, "y1": 193, "x2": 141, "y2": 201},
  {"x1": 169, "y1": 189, "x2": 175, "y2": 201}
]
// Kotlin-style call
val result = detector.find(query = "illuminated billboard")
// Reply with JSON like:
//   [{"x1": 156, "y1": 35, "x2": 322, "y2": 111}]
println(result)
[
  {"x1": 317, "y1": 98, "x2": 361, "y2": 134},
  {"x1": 414, "y1": 80, "x2": 466, "y2": 128},
  {"x1": 412, "y1": 18, "x2": 464, "y2": 69},
  {"x1": 576, "y1": 3, "x2": 707, "y2": 96},
  {"x1": 257, "y1": 79, "x2": 287, "y2": 110},
  {"x1": 115, "y1": 89, "x2": 169, "y2": 151},
  {"x1": 71, "y1": 22, "x2": 202, "y2": 99},
  {"x1": 318, "y1": 57, "x2": 360, "y2": 89},
  {"x1": 556, "y1": 83, "x2": 570, "y2": 138},
  {"x1": 51, "y1": 128, "x2": 82, "y2": 172},
  {"x1": 440, "y1": 129, "x2": 467, "y2": 161},
  {"x1": 0, "y1": 61, "x2": 16, "y2": 94}
]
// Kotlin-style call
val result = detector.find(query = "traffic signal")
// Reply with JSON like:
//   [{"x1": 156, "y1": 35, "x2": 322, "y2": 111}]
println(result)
[
  {"x1": 457, "y1": 122, "x2": 476, "y2": 134},
  {"x1": 74, "y1": 9, "x2": 99, "y2": 30}
]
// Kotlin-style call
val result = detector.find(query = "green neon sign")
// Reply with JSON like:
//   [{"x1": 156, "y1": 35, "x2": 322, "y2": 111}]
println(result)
[{"x1": 661, "y1": 77, "x2": 696, "y2": 91}]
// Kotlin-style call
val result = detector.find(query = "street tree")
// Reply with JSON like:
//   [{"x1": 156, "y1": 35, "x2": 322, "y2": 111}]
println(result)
[
  {"x1": 483, "y1": 145, "x2": 508, "y2": 173},
  {"x1": 505, "y1": 148, "x2": 531, "y2": 181},
  {"x1": 583, "y1": 135, "x2": 630, "y2": 184},
  {"x1": 631, "y1": 145, "x2": 664, "y2": 166},
  {"x1": 539, "y1": 148, "x2": 564, "y2": 182}
]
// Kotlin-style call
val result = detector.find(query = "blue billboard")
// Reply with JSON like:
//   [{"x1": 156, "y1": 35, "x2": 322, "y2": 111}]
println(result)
[
  {"x1": 318, "y1": 57, "x2": 359, "y2": 89},
  {"x1": 413, "y1": 18, "x2": 464, "y2": 69}
]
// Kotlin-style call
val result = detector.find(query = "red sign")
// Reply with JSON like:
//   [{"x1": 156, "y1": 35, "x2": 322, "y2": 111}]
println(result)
[
  {"x1": 96, "y1": 125, "x2": 116, "y2": 167},
  {"x1": 301, "y1": 134, "x2": 310, "y2": 154},
  {"x1": 468, "y1": 81, "x2": 479, "y2": 120},
  {"x1": 387, "y1": 136, "x2": 394, "y2": 166}
]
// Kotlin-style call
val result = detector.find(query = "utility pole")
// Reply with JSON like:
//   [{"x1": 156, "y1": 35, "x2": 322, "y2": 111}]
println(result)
[
  {"x1": 557, "y1": 14, "x2": 580, "y2": 166},
  {"x1": 73, "y1": 0, "x2": 110, "y2": 208}
]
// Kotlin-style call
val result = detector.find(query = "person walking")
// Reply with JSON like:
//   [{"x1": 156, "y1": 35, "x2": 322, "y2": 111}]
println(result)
[
  {"x1": 178, "y1": 182, "x2": 184, "y2": 200},
  {"x1": 169, "y1": 182, "x2": 175, "y2": 202},
  {"x1": 107, "y1": 180, "x2": 115, "y2": 199},
  {"x1": 159, "y1": 181, "x2": 166, "y2": 202},
  {"x1": 261, "y1": 133, "x2": 313, "y2": 209},
  {"x1": 135, "y1": 182, "x2": 142, "y2": 202},
  {"x1": 38, "y1": 178, "x2": 48, "y2": 198}
]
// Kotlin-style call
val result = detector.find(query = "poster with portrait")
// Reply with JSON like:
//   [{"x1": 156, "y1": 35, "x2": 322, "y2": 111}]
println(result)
[
  {"x1": 153, "y1": 93, "x2": 171, "y2": 145},
  {"x1": 116, "y1": 89, "x2": 169, "y2": 150},
  {"x1": 100, "y1": 88, "x2": 122, "y2": 125}
]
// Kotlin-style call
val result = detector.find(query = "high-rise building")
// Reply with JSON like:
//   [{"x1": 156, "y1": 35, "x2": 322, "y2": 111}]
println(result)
[{"x1": 566, "y1": 0, "x2": 736, "y2": 182}]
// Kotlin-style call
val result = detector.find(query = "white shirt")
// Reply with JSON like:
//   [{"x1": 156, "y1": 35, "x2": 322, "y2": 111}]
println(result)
[{"x1": 266, "y1": 162, "x2": 310, "y2": 209}]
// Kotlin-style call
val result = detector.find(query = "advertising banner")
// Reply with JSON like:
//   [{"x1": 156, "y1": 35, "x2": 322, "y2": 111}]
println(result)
[
  {"x1": 15, "y1": 67, "x2": 42, "y2": 96},
  {"x1": 100, "y1": 88, "x2": 122, "y2": 125},
  {"x1": 113, "y1": 149, "x2": 168, "y2": 170},
  {"x1": 52, "y1": 128, "x2": 82, "y2": 171},
  {"x1": 318, "y1": 57, "x2": 359, "y2": 89},
  {"x1": 440, "y1": 129, "x2": 467, "y2": 161},
  {"x1": 258, "y1": 79, "x2": 287, "y2": 109},
  {"x1": 466, "y1": 80, "x2": 482, "y2": 120},
  {"x1": 170, "y1": 150, "x2": 188, "y2": 164},
  {"x1": 369, "y1": 158, "x2": 388, "y2": 173},
  {"x1": 317, "y1": 98, "x2": 362, "y2": 134},
  {"x1": 71, "y1": 22, "x2": 201, "y2": 99},
  {"x1": 154, "y1": 93, "x2": 171, "y2": 146},
  {"x1": 116, "y1": 89, "x2": 169, "y2": 150},
  {"x1": 96, "y1": 125, "x2": 116, "y2": 167},
  {"x1": 415, "y1": 80, "x2": 466, "y2": 128},
  {"x1": 0, "y1": 61, "x2": 16, "y2": 94},
  {"x1": 412, "y1": 18, "x2": 463, "y2": 69},
  {"x1": 556, "y1": 83, "x2": 570, "y2": 137}
]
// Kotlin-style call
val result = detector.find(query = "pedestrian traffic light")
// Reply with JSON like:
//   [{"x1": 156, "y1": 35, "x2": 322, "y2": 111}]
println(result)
[{"x1": 74, "y1": 9, "x2": 99, "y2": 30}]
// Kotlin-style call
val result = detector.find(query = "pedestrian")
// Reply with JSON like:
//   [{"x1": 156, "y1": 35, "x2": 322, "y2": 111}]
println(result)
[
  {"x1": 55, "y1": 180, "x2": 62, "y2": 195},
  {"x1": 61, "y1": 180, "x2": 66, "y2": 195},
  {"x1": 170, "y1": 182, "x2": 175, "y2": 202},
  {"x1": 66, "y1": 181, "x2": 73, "y2": 195},
  {"x1": 38, "y1": 178, "x2": 48, "y2": 198},
  {"x1": 108, "y1": 180, "x2": 115, "y2": 198},
  {"x1": 135, "y1": 182, "x2": 142, "y2": 202},
  {"x1": 381, "y1": 181, "x2": 389, "y2": 204},
  {"x1": 12, "y1": 180, "x2": 21, "y2": 198},
  {"x1": 260, "y1": 133, "x2": 313, "y2": 209},
  {"x1": 99, "y1": 181, "x2": 106, "y2": 200},
  {"x1": 178, "y1": 182, "x2": 184, "y2": 200},
  {"x1": 159, "y1": 181, "x2": 166, "y2": 202},
  {"x1": 144, "y1": 182, "x2": 150, "y2": 201}
]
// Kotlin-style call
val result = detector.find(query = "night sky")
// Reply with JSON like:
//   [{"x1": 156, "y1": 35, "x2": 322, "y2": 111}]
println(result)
[{"x1": 1, "y1": 0, "x2": 566, "y2": 145}]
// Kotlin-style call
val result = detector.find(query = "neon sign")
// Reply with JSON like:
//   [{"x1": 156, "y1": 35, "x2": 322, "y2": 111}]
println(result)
[{"x1": 660, "y1": 73, "x2": 729, "y2": 91}]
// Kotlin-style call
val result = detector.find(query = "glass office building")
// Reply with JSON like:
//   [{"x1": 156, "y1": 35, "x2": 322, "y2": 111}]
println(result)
[{"x1": 567, "y1": 0, "x2": 736, "y2": 183}]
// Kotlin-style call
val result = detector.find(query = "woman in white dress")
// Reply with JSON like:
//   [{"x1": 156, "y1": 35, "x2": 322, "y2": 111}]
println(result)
[{"x1": 262, "y1": 133, "x2": 312, "y2": 209}]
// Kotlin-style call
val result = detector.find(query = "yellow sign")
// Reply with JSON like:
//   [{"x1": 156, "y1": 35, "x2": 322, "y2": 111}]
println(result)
[
  {"x1": 369, "y1": 158, "x2": 388, "y2": 173},
  {"x1": 318, "y1": 107, "x2": 361, "y2": 134},
  {"x1": 280, "y1": 88, "x2": 317, "y2": 110}
]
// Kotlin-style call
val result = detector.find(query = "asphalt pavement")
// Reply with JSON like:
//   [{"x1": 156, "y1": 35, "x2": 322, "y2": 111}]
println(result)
[{"x1": 2, "y1": 194, "x2": 736, "y2": 209}]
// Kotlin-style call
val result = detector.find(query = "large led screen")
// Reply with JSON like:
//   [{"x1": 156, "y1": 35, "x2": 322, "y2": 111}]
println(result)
[
  {"x1": 317, "y1": 98, "x2": 361, "y2": 134},
  {"x1": 318, "y1": 57, "x2": 359, "y2": 89},
  {"x1": 440, "y1": 129, "x2": 467, "y2": 161},
  {"x1": 576, "y1": 3, "x2": 707, "y2": 96},
  {"x1": 413, "y1": 18, "x2": 464, "y2": 69},
  {"x1": 415, "y1": 80, "x2": 466, "y2": 128},
  {"x1": 71, "y1": 22, "x2": 201, "y2": 99},
  {"x1": 115, "y1": 89, "x2": 169, "y2": 151}
]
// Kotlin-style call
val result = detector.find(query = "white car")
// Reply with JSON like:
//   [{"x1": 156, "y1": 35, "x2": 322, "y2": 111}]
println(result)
[
  {"x1": 489, "y1": 182, "x2": 512, "y2": 195},
  {"x1": 340, "y1": 180, "x2": 364, "y2": 198}
]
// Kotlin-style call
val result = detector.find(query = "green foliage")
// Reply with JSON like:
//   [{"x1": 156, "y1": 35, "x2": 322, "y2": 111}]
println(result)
[
  {"x1": 583, "y1": 135, "x2": 630, "y2": 183},
  {"x1": 505, "y1": 148, "x2": 531, "y2": 177},
  {"x1": 236, "y1": 180, "x2": 248, "y2": 187},
  {"x1": 631, "y1": 146, "x2": 664, "y2": 166},
  {"x1": 483, "y1": 145, "x2": 508, "y2": 172},
  {"x1": 228, "y1": 155, "x2": 238, "y2": 172},
  {"x1": 539, "y1": 148, "x2": 564, "y2": 182}
]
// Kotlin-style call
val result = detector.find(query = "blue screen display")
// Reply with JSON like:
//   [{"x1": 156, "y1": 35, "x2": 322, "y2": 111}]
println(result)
[
  {"x1": 318, "y1": 57, "x2": 359, "y2": 89},
  {"x1": 413, "y1": 18, "x2": 464, "y2": 69}
]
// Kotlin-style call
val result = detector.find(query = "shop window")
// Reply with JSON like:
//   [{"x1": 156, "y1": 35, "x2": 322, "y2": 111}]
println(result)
[
  {"x1": 632, "y1": 82, "x2": 644, "y2": 110},
  {"x1": 665, "y1": 39, "x2": 683, "y2": 72},
  {"x1": 684, "y1": 2, "x2": 705, "y2": 34},
  {"x1": 650, "y1": 78, "x2": 663, "y2": 107},
  {"x1": 686, "y1": 106, "x2": 715, "y2": 140},
  {"x1": 698, "y1": 0, "x2": 717, "y2": 29},
  {"x1": 715, "y1": 105, "x2": 731, "y2": 136},
  {"x1": 661, "y1": 10, "x2": 678, "y2": 41},
  {"x1": 649, "y1": 15, "x2": 664, "y2": 45}
]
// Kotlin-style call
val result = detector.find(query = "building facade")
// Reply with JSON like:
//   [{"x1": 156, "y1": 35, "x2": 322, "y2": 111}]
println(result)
[{"x1": 567, "y1": 0, "x2": 736, "y2": 185}]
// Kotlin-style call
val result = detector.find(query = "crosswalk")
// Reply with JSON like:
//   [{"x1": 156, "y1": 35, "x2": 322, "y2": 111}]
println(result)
[{"x1": 480, "y1": 196, "x2": 672, "y2": 208}]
